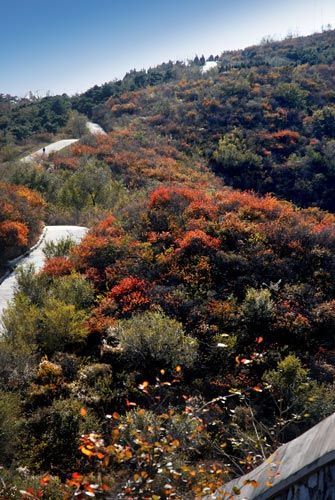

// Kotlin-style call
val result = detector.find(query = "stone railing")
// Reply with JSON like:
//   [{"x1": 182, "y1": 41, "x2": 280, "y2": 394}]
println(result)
[
  {"x1": 205, "y1": 411, "x2": 335, "y2": 499},
  {"x1": 0, "y1": 227, "x2": 46, "y2": 286}
]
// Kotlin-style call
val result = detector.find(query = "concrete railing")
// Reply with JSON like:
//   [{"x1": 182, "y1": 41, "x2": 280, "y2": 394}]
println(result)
[
  {"x1": 0, "y1": 227, "x2": 47, "y2": 286},
  {"x1": 205, "y1": 412, "x2": 335, "y2": 499}
]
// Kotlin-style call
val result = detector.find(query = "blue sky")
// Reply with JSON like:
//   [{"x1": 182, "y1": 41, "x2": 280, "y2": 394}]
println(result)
[{"x1": 1, "y1": 0, "x2": 334, "y2": 96}]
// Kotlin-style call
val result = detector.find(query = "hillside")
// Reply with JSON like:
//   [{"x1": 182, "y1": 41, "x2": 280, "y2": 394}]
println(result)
[
  {"x1": 88, "y1": 29, "x2": 335, "y2": 211},
  {"x1": 1, "y1": 29, "x2": 335, "y2": 498},
  {"x1": 3, "y1": 30, "x2": 334, "y2": 213}
]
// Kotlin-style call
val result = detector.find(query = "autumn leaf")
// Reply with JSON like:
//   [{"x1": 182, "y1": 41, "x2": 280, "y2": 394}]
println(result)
[
  {"x1": 139, "y1": 380, "x2": 149, "y2": 391},
  {"x1": 80, "y1": 446, "x2": 94, "y2": 457},
  {"x1": 39, "y1": 475, "x2": 51, "y2": 485},
  {"x1": 235, "y1": 354, "x2": 252, "y2": 365},
  {"x1": 112, "y1": 428, "x2": 120, "y2": 440},
  {"x1": 80, "y1": 407, "x2": 87, "y2": 417},
  {"x1": 241, "y1": 358, "x2": 252, "y2": 365},
  {"x1": 125, "y1": 399, "x2": 137, "y2": 407},
  {"x1": 124, "y1": 448, "x2": 133, "y2": 460},
  {"x1": 243, "y1": 479, "x2": 260, "y2": 488},
  {"x1": 252, "y1": 385, "x2": 263, "y2": 392},
  {"x1": 72, "y1": 472, "x2": 83, "y2": 480}
]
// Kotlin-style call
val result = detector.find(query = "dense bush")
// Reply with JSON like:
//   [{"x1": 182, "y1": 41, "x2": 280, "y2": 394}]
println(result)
[
  {"x1": 113, "y1": 310, "x2": 198, "y2": 369},
  {"x1": 0, "y1": 93, "x2": 70, "y2": 142},
  {"x1": 0, "y1": 182, "x2": 45, "y2": 265},
  {"x1": 0, "y1": 392, "x2": 22, "y2": 464}
]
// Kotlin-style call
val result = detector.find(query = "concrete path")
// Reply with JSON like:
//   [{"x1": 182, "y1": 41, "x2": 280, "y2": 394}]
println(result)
[
  {"x1": 86, "y1": 121, "x2": 107, "y2": 135},
  {"x1": 201, "y1": 61, "x2": 218, "y2": 74},
  {"x1": 0, "y1": 225, "x2": 87, "y2": 320},
  {"x1": 21, "y1": 121, "x2": 106, "y2": 162},
  {"x1": 21, "y1": 139, "x2": 79, "y2": 162}
]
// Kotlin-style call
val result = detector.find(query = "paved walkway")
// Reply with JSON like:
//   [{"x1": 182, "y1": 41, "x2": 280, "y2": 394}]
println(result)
[
  {"x1": 0, "y1": 225, "x2": 87, "y2": 320},
  {"x1": 21, "y1": 121, "x2": 106, "y2": 162},
  {"x1": 86, "y1": 121, "x2": 107, "y2": 135},
  {"x1": 21, "y1": 139, "x2": 79, "y2": 162}
]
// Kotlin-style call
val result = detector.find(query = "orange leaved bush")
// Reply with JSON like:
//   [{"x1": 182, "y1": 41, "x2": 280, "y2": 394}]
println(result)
[
  {"x1": 71, "y1": 184, "x2": 335, "y2": 351},
  {"x1": 0, "y1": 221, "x2": 28, "y2": 248},
  {"x1": 0, "y1": 182, "x2": 45, "y2": 263},
  {"x1": 42, "y1": 256, "x2": 74, "y2": 277}
]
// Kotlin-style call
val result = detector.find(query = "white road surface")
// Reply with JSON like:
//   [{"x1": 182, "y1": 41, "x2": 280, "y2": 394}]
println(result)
[
  {"x1": 22, "y1": 139, "x2": 79, "y2": 163},
  {"x1": 21, "y1": 121, "x2": 106, "y2": 162},
  {"x1": 0, "y1": 225, "x2": 87, "y2": 320},
  {"x1": 86, "y1": 121, "x2": 107, "y2": 135},
  {"x1": 201, "y1": 61, "x2": 218, "y2": 74}
]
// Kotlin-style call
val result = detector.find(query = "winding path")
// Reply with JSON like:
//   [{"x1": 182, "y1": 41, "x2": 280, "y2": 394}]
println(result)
[
  {"x1": 0, "y1": 226, "x2": 87, "y2": 320},
  {"x1": 86, "y1": 121, "x2": 107, "y2": 135},
  {"x1": 2, "y1": 120, "x2": 103, "y2": 318},
  {"x1": 21, "y1": 121, "x2": 106, "y2": 163},
  {"x1": 21, "y1": 139, "x2": 79, "y2": 163}
]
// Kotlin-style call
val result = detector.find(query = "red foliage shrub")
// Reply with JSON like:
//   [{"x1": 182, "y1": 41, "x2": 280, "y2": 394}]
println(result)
[
  {"x1": 0, "y1": 182, "x2": 45, "y2": 264},
  {"x1": 149, "y1": 185, "x2": 197, "y2": 209},
  {"x1": 73, "y1": 216, "x2": 127, "y2": 275},
  {"x1": 108, "y1": 276, "x2": 151, "y2": 315},
  {"x1": 0, "y1": 221, "x2": 29, "y2": 248},
  {"x1": 269, "y1": 130, "x2": 300, "y2": 142},
  {"x1": 176, "y1": 230, "x2": 220, "y2": 252},
  {"x1": 42, "y1": 257, "x2": 74, "y2": 277}
]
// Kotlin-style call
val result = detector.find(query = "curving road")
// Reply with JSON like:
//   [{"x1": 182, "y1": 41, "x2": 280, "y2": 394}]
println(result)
[
  {"x1": 21, "y1": 121, "x2": 106, "y2": 163},
  {"x1": 86, "y1": 121, "x2": 107, "y2": 135},
  {"x1": 0, "y1": 225, "x2": 87, "y2": 320},
  {"x1": 22, "y1": 139, "x2": 79, "y2": 163}
]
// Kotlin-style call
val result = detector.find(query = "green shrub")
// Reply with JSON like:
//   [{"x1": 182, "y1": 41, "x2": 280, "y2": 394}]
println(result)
[
  {"x1": 71, "y1": 363, "x2": 113, "y2": 406},
  {"x1": 1, "y1": 292, "x2": 39, "y2": 350},
  {"x1": 0, "y1": 470, "x2": 63, "y2": 500},
  {"x1": 114, "y1": 310, "x2": 198, "y2": 369},
  {"x1": 23, "y1": 399, "x2": 100, "y2": 473},
  {"x1": 274, "y1": 82, "x2": 308, "y2": 109},
  {"x1": 15, "y1": 264, "x2": 49, "y2": 306},
  {"x1": 263, "y1": 355, "x2": 335, "y2": 441},
  {"x1": 242, "y1": 287, "x2": 274, "y2": 332},
  {"x1": 263, "y1": 354, "x2": 308, "y2": 405},
  {"x1": 119, "y1": 408, "x2": 207, "y2": 456},
  {"x1": 43, "y1": 236, "x2": 76, "y2": 259},
  {"x1": 37, "y1": 297, "x2": 89, "y2": 355},
  {"x1": 0, "y1": 392, "x2": 22, "y2": 464},
  {"x1": 310, "y1": 106, "x2": 335, "y2": 138},
  {"x1": 0, "y1": 143, "x2": 20, "y2": 162},
  {"x1": 66, "y1": 110, "x2": 88, "y2": 138},
  {"x1": 51, "y1": 273, "x2": 95, "y2": 309}
]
